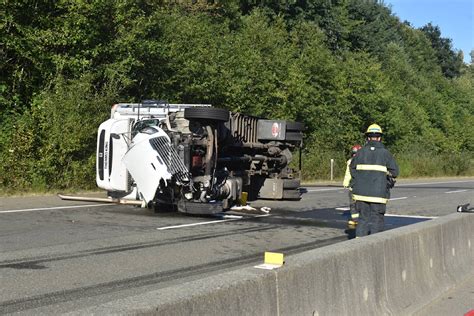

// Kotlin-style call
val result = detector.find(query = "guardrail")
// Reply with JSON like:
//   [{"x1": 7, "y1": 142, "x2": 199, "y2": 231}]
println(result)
[{"x1": 72, "y1": 213, "x2": 474, "y2": 315}]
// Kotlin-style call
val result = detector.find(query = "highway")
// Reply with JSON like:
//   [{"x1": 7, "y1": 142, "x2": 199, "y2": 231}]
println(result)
[{"x1": 0, "y1": 178, "x2": 473, "y2": 314}]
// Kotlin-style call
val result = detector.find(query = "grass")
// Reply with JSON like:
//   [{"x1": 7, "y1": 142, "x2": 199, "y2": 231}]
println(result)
[{"x1": 300, "y1": 151, "x2": 474, "y2": 182}]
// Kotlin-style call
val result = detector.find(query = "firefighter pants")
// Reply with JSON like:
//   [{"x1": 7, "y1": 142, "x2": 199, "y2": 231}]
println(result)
[
  {"x1": 348, "y1": 191, "x2": 357, "y2": 217},
  {"x1": 355, "y1": 201, "x2": 386, "y2": 237}
]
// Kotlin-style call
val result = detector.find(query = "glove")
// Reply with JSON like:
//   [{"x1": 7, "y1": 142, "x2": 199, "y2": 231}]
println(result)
[{"x1": 387, "y1": 175, "x2": 396, "y2": 189}]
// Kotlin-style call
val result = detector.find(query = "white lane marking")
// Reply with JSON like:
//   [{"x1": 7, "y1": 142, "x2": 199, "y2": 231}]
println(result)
[
  {"x1": 221, "y1": 215, "x2": 243, "y2": 219},
  {"x1": 445, "y1": 190, "x2": 468, "y2": 194},
  {"x1": 385, "y1": 214, "x2": 438, "y2": 219},
  {"x1": 397, "y1": 180, "x2": 474, "y2": 187},
  {"x1": 0, "y1": 204, "x2": 108, "y2": 214},
  {"x1": 305, "y1": 180, "x2": 474, "y2": 193},
  {"x1": 157, "y1": 214, "x2": 271, "y2": 230},
  {"x1": 336, "y1": 207, "x2": 437, "y2": 219},
  {"x1": 306, "y1": 188, "x2": 343, "y2": 193},
  {"x1": 389, "y1": 197, "x2": 408, "y2": 201},
  {"x1": 336, "y1": 197, "x2": 407, "y2": 210}
]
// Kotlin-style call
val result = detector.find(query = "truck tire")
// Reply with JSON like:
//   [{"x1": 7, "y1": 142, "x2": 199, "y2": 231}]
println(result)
[
  {"x1": 178, "y1": 200, "x2": 223, "y2": 214},
  {"x1": 184, "y1": 107, "x2": 230, "y2": 122}
]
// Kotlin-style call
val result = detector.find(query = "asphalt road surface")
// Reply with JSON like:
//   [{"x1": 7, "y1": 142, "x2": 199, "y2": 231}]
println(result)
[{"x1": 0, "y1": 178, "x2": 473, "y2": 314}]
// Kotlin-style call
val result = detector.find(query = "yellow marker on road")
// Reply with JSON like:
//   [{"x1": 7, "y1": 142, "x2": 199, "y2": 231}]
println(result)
[
  {"x1": 240, "y1": 192, "x2": 248, "y2": 205},
  {"x1": 264, "y1": 252, "x2": 284, "y2": 266},
  {"x1": 254, "y1": 252, "x2": 284, "y2": 270}
]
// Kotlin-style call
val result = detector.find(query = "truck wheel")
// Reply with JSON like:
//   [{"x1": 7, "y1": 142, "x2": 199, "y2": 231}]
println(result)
[
  {"x1": 153, "y1": 202, "x2": 177, "y2": 213},
  {"x1": 184, "y1": 107, "x2": 230, "y2": 122},
  {"x1": 178, "y1": 200, "x2": 223, "y2": 214}
]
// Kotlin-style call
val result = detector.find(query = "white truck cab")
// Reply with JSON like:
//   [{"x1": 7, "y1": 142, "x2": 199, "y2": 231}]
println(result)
[{"x1": 96, "y1": 102, "x2": 210, "y2": 194}]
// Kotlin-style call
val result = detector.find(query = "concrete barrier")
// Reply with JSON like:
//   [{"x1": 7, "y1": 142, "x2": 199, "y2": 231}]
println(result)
[{"x1": 71, "y1": 213, "x2": 474, "y2": 315}]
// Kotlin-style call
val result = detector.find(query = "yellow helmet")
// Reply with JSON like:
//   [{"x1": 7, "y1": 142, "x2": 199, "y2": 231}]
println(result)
[{"x1": 366, "y1": 123, "x2": 383, "y2": 135}]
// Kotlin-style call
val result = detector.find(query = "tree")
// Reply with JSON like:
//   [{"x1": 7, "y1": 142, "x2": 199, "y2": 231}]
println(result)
[
  {"x1": 420, "y1": 23, "x2": 464, "y2": 78},
  {"x1": 347, "y1": 0, "x2": 402, "y2": 57}
]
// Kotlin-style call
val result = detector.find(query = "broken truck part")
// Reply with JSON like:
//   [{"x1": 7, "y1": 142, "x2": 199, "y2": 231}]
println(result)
[{"x1": 69, "y1": 101, "x2": 304, "y2": 214}]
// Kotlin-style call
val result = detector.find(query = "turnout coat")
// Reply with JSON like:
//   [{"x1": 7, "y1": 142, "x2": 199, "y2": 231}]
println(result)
[{"x1": 350, "y1": 141, "x2": 399, "y2": 204}]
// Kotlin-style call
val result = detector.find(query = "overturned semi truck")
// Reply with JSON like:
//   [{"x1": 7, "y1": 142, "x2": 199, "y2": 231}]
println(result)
[{"x1": 85, "y1": 101, "x2": 303, "y2": 214}]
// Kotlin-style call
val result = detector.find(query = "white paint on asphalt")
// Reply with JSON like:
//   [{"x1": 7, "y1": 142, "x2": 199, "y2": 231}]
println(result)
[
  {"x1": 157, "y1": 219, "x2": 239, "y2": 230},
  {"x1": 397, "y1": 180, "x2": 474, "y2": 187},
  {"x1": 0, "y1": 204, "x2": 108, "y2": 214},
  {"x1": 389, "y1": 197, "x2": 408, "y2": 201},
  {"x1": 157, "y1": 214, "x2": 271, "y2": 230},
  {"x1": 2, "y1": 179, "x2": 470, "y2": 216},
  {"x1": 220, "y1": 215, "x2": 244, "y2": 219},
  {"x1": 385, "y1": 214, "x2": 438, "y2": 219},
  {"x1": 305, "y1": 180, "x2": 474, "y2": 193},
  {"x1": 306, "y1": 188, "x2": 343, "y2": 193},
  {"x1": 336, "y1": 197, "x2": 408, "y2": 209},
  {"x1": 445, "y1": 190, "x2": 468, "y2": 194}
]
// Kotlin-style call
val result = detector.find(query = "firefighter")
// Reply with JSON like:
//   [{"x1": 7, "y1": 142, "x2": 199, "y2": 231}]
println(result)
[
  {"x1": 350, "y1": 124, "x2": 399, "y2": 237},
  {"x1": 343, "y1": 144, "x2": 362, "y2": 227}
]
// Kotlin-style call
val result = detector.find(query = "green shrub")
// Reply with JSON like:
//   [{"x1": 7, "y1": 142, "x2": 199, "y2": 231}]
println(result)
[
  {"x1": 300, "y1": 147, "x2": 347, "y2": 181},
  {"x1": 0, "y1": 74, "x2": 120, "y2": 192},
  {"x1": 388, "y1": 151, "x2": 473, "y2": 178},
  {"x1": 300, "y1": 148, "x2": 474, "y2": 182}
]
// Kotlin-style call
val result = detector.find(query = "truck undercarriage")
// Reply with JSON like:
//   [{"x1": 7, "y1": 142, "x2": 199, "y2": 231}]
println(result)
[{"x1": 94, "y1": 101, "x2": 304, "y2": 214}]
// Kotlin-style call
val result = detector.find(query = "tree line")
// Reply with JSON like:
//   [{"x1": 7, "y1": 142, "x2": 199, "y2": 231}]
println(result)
[{"x1": 1, "y1": 0, "x2": 473, "y2": 191}]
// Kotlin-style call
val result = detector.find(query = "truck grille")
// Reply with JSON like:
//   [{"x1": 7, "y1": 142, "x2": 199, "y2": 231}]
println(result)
[{"x1": 149, "y1": 136, "x2": 190, "y2": 184}]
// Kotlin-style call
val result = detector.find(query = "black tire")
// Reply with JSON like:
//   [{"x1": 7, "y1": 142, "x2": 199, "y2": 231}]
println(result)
[
  {"x1": 282, "y1": 189, "x2": 301, "y2": 200},
  {"x1": 153, "y1": 202, "x2": 177, "y2": 213},
  {"x1": 283, "y1": 179, "x2": 300, "y2": 189},
  {"x1": 286, "y1": 121, "x2": 305, "y2": 131},
  {"x1": 285, "y1": 131, "x2": 303, "y2": 141},
  {"x1": 184, "y1": 107, "x2": 230, "y2": 122},
  {"x1": 179, "y1": 201, "x2": 223, "y2": 214}
]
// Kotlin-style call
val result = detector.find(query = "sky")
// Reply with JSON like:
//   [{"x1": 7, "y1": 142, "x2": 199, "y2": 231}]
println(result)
[{"x1": 386, "y1": 0, "x2": 473, "y2": 63}]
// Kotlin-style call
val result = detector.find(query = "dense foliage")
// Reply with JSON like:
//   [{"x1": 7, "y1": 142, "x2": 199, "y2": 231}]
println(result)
[{"x1": 1, "y1": 0, "x2": 473, "y2": 191}]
